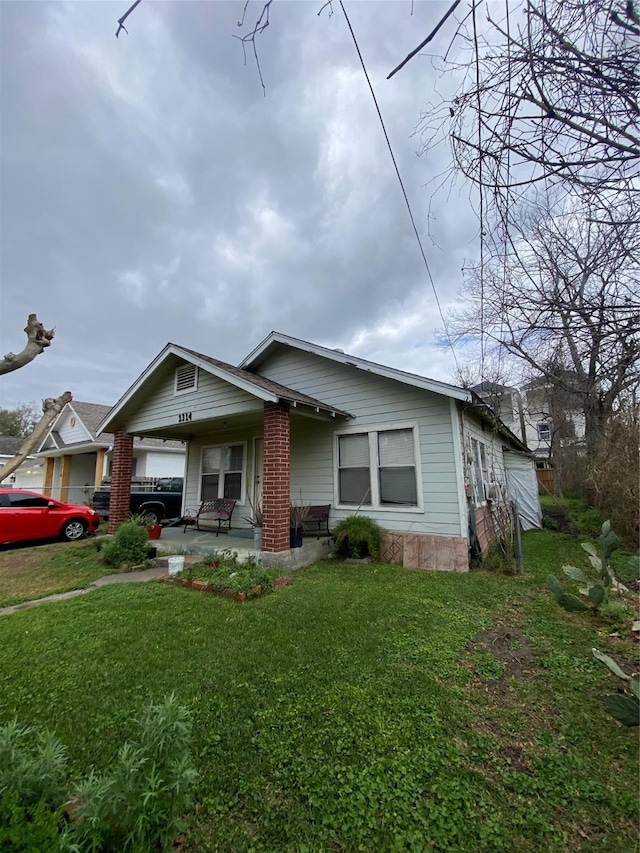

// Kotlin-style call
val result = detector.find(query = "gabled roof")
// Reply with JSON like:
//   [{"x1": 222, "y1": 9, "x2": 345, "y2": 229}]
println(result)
[
  {"x1": 240, "y1": 331, "x2": 471, "y2": 403},
  {"x1": 99, "y1": 343, "x2": 352, "y2": 434},
  {"x1": 38, "y1": 401, "x2": 185, "y2": 454},
  {"x1": 69, "y1": 402, "x2": 112, "y2": 440}
]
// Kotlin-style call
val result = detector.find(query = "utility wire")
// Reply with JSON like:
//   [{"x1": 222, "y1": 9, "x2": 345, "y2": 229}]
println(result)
[{"x1": 339, "y1": 1, "x2": 460, "y2": 374}]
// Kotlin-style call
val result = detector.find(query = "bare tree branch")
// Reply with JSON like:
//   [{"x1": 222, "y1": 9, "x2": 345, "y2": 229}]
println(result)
[
  {"x1": 0, "y1": 315, "x2": 55, "y2": 376},
  {"x1": 387, "y1": 0, "x2": 462, "y2": 79},
  {"x1": 116, "y1": 0, "x2": 143, "y2": 38},
  {"x1": 418, "y1": 0, "x2": 640, "y2": 237},
  {"x1": 233, "y1": 0, "x2": 273, "y2": 96}
]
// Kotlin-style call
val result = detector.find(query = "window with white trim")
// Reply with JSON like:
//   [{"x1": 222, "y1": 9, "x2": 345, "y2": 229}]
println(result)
[
  {"x1": 537, "y1": 420, "x2": 551, "y2": 441},
  {"x1": 201, "y1": 444, "x2": 245, "y2": 502},
  {"x1": 174, "y1": 364, "x2": 198, "y2": 395},
  {"x1": 470, "y1": 438, "x2": 489, "y2": 504},
  {"x1": 337, "y1": 427, "x2": 419, "y2": 508}
]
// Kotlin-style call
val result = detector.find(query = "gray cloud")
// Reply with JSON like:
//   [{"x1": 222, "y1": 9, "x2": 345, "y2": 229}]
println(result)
[{"x1": 1, "y1": 0, "x2": 479, "y2": 411}]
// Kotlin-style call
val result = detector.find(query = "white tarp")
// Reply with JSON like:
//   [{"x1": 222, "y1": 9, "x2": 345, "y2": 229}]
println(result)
[{"x1": 504, "y1": 452, "x2": 542, "y2": 530}]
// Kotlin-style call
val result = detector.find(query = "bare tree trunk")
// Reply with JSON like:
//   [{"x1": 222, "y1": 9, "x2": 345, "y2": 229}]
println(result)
[
  {"x1": 0, "y1": 393, "x2": 72, "y2": 482},
  {"x1": 0, "y1": 315, "x2": 55, "y2": 375}
]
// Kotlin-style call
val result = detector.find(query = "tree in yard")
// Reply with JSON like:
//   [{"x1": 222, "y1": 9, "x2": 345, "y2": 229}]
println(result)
[
  {"x1": 0, "y1": 402, "x2": 40, "y2": 437},
  {"x1": 418, "y1": 0, "x2": 640, "y2": 237},
  {"x1": 448, "y1": 194, "x2": 640, "y2": 457}
]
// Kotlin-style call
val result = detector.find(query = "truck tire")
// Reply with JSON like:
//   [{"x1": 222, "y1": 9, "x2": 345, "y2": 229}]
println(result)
[{"x1": 138, "y1": 502, "x2": 165, "y2": 525}]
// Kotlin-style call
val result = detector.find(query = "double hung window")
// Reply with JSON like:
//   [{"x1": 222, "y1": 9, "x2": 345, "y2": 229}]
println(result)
[
  {"x1": 201, "y1": 444, "x2": 244, "y2": 501},
  {"x1": 337, "y1": 427, "x2": 419, "y2": 508}
]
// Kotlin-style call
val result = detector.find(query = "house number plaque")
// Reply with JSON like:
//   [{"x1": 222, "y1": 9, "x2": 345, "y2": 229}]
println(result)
[{"x1": 178, "y1": 412, "x2": 193, "y2": 423}]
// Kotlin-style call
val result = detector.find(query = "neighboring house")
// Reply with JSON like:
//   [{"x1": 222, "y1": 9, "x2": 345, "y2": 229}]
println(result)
[
  {"x1": 99, "y1": 332, "x2": 538, "y2": 571},
  {"x1": 471, "y1": 378, "x2": 585, "y2": 469},
  {"x1": 37, "y1": 401, "x2": 186, "y2": 505},
  {"x1": 0, "y1": 436, "x2": 45, "y2": 491}
]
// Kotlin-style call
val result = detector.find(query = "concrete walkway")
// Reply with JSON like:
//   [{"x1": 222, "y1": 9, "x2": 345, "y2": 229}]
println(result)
[{"x1": 0, "y1": 565, "x2": 171, "y2": 617}]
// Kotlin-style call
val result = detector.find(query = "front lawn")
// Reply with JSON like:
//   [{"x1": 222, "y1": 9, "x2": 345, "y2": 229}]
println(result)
[
  {"x1": 0, "y1": 539, "x2": 115, "y2": 608},
  {"x1": 0, "y1": 530, "x2": 637, "y2": 851}
]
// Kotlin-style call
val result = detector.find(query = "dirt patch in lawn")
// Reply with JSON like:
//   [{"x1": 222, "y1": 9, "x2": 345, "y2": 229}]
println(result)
[{"x1": 473, "y1": 626, "x2": 536, "y2": 680}]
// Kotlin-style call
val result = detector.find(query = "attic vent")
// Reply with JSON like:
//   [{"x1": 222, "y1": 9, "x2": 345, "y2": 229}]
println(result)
[{"x1": 175, "y1": 363, "x2": 198, "y2": 394}]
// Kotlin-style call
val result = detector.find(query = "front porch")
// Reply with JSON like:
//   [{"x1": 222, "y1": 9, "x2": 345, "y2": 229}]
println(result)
[{"x1": 154, "y1": 526, "x2": 334, "y2": 569}]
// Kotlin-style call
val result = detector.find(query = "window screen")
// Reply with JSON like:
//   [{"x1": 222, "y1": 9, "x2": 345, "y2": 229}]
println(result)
[
  {"x1": 378, "y1": 429, "x2": 417, "y2": 505},
  {"x1": 338, "y1": 434, "x2": 371, "y2": 505},
  {"x1": 201, "y1": 445, "x2": 243, "y2": 501}
]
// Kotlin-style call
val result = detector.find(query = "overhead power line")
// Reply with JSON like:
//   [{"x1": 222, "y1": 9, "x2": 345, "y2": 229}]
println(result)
[{"x1": 339, "y1": 1, "x2": 460, "y2": 373}]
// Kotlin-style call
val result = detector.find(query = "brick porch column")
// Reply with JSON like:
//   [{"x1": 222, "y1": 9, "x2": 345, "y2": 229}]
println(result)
[
  {"x1": 262, "y1": 402, "x2": 290, "y2": 553},
  {"x1": 108, "y1": 429, "x2": 134, "y2": 533}
]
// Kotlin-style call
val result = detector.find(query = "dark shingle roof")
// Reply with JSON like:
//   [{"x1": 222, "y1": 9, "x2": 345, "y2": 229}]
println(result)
[{"x1": 0, "y1": 436, "x2": 25, "y2": 456}]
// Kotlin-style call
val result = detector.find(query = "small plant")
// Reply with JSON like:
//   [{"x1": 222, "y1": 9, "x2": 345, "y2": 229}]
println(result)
[
  {"x1": 290, "y1": 501, "x2": 311, "y2": 529},
  {"x1": 332, "y1": 515, "x2": 381, "y2": 560},
  {"x1": 128, "y1": 511, "x2": 158, "y2": 529},
  {"x1": 592, "y1": 649, "x2": 640, "y2": 727},
  {"x1": 243, "y1": 496, "x2": 263, "y2": 528},
  {"x1": 547, "y1": 520, "x2": 623, "y2": 614},
  {"x1": 66, "y1": 693, "x2": 198, "y2": 853},
  {"x1": 100, "y1": 520, "x2": 149, "y2": 568},
  {"x1": 0, "y1": 720, "x2": 69, "y2": 851}
]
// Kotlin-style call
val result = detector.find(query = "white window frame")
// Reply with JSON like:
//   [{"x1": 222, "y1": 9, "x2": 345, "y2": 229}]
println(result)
[
  {"x1": 174, "y1": 364, "x2": 198, "y2": 396},
  {"x1": 469, "y1": 438, "x2": 489, "y2": 506},
  {"x1": 198, "y1": 442, "x2": 247, "y2": 505},
  {"x1": 333, "y1": 422, "x2": 423, "y2": 512},
  {"x1": 536, "y1": 420, "x2": 551, "y2": 442}
]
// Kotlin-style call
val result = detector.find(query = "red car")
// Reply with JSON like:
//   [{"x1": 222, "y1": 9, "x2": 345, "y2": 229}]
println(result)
[{"x1": 0, "y1": 488, "x2": 100, "y2": 545}]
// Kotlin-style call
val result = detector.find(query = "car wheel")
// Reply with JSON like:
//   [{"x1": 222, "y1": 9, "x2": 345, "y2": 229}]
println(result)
[
  {"x1": 142, "y1": 510, "x2": 160, "y2": 525},
  {"x1": 61, "y1": 519, "x2": 87, "y2": 541}
]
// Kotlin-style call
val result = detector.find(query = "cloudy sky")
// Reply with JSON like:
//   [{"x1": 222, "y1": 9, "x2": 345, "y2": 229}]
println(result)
[{"x1": 1, "y1": 0, "x2": 482, "y2": 411}]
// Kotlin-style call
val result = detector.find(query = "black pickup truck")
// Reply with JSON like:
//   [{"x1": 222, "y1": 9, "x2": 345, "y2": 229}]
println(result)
[{"x1": 92, "y1": 477, "x2": 184, "y2": 523}]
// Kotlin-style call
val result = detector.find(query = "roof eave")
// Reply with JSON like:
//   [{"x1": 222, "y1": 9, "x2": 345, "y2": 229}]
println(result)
[{"x1": 240, "y1": 332, "x2": 471, "y2": 403}]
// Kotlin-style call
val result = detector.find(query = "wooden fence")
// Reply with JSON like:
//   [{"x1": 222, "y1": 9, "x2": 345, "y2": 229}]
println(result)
[{"x1": 536, "y1": 468, "x2": 555, "y2": 495}]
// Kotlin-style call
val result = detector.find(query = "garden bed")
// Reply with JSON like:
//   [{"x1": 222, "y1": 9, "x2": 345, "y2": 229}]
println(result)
[{"x1": 161, "y1": 558, "x2": 292, "y2": 601}]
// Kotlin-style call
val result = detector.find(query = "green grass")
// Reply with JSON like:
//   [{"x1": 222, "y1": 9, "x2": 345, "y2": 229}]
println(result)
[
  {"x1": 0, "y1": 539, "x2": 121, "y2": 608},
  {"x1": 0, "y1": 532, "x2": 637, "y2": 851}
]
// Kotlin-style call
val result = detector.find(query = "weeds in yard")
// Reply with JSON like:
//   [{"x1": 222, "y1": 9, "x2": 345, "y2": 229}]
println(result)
[{"x1": 0, "y1": 695, "x2": 197, "y2": 853}]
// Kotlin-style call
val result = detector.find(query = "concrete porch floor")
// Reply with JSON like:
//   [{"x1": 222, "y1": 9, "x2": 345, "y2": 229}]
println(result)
[{"x1": 154, "y1": 526, "x2": 334, "y2": 569}]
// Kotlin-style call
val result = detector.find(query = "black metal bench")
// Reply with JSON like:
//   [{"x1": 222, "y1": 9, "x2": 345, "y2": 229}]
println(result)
[
  {"x1": 301, "y1": 504, "x2": 331, "y2": 538},
  {"x1": 183, "y1": 498, "x2": 236, "y2": 535}
]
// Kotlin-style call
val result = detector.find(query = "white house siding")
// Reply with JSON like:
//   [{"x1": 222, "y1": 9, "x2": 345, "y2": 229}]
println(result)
[
  {"x1": 0, "y1": 460, "x2": 44, "y2": 491},
  {"x1": 257, "y1": 349, "x2": 462, "y2": 537},
  {"x1": 462, "y1": 415, "x2": 508, "y2": 496},
  {"x1": 66, "y1": 454, "x2": 97, "y2": 505},
  {"x1": 124, "y1": 361, "x2": 263, "y2": 434},
  {"x1": 57, "y1": 409, "x2": 92, "y2": 445}
]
